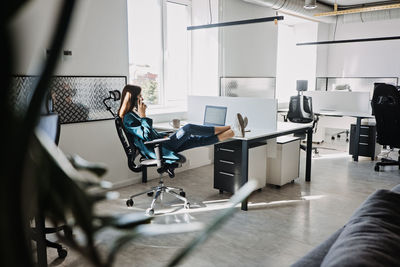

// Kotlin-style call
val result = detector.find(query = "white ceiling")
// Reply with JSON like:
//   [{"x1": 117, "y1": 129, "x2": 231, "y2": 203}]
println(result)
[{"x1": 318, "y1": 0, "x2": 397, "y2": 6}]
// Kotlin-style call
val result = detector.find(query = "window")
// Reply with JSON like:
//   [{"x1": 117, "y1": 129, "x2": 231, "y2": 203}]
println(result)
[{"x1": 127, "y1": 0, "x2": 191, "y2": 109}]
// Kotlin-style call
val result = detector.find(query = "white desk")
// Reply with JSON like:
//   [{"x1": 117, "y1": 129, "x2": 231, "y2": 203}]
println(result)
[
  {"x1": 155, "y1": 121, "x2": 314, "y2": 211},
  {"x1": 278, "y1": 108, "x2": 374, "y2": 161}
]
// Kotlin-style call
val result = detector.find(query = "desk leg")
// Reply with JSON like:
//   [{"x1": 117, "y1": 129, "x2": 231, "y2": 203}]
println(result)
[
  {"x1": 241, "y1": 140, "x2": 249, "y2": 211},
  {"x1": 353, "y1": 117, "x2": 362, "y2": 162},
  {"x1": 306, "y1": 128, "x2": 313, "y2": 182},
  {"x1": 142, "y1": 166, "x2": 147, "y2": 183}
]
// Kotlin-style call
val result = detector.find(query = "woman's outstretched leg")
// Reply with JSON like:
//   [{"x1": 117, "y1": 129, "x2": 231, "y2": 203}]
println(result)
[
  {"x1": 174, "y1": 129, "x2": 234, "y2": 152},
  {"x1": 164, "y1": 124, "x2": 214, "y2": 151}
]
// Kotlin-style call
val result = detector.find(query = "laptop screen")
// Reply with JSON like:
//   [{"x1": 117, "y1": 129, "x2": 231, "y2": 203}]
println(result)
[{"x1": 203, "y1": 105, "x2": 227, "y2": 126}]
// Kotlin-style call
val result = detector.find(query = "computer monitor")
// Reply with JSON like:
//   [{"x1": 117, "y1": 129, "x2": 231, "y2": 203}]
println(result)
[
  {"x1": 296, "y1": 80, "x2": 308, "y2": 92},
  {"x1": 203, "y1": 105, "x2": 227, "y2": 126}
]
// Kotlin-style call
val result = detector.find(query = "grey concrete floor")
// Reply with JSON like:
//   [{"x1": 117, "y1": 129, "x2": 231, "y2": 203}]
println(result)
[{"x1": 46, "y1": 146, "x2": 400, "y2": 267}]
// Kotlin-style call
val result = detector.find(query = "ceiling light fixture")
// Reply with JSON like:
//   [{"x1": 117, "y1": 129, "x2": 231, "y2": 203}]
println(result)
[
  {"x1": 297, "y1": 35, "x2": 400, "y2": 46},
  {"x1": 187, "y1": 16, "x2": 284, "y2": 31}
]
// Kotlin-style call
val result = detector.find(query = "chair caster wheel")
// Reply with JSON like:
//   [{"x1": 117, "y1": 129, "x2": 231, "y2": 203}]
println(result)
[
  {"x1": 374, "y1": 165, "x2": 380, "y2": 172},
  {"x1": 179, "y1": 191, "x2": 186, "y2": 197},
  {"x1": 146, "y1": 208, "x2": 154, "y2": 216},
  {"x1": 57, "y1": 248, "x2": 67, "y2": 258},
  {"x1": 147, "y1": 192, "x2": 154, "y2": 197},
  {"x1": 337, "y1": 135, "x2": 341, "y2": 138},
  {"x1": 346, "y1": 139, "x2": 349, "y2": 142},
  {"x1": 331, "y1": 136, "x2": 335, "y2": 140},
  {"x1": 184, "y1": 203, "x2": 190, "y2": 209},
  {"x1": 126, "y1": 198, "x2": 134, "y2": 207}
]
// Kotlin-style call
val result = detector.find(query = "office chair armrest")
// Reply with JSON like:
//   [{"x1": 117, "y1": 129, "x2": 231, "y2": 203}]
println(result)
[
  {"x1": 68, "y1": 154, "x2": 108, "y2": 177},
  {"x1": 144, "y1": 137, "x2": 171, "y2": 145}
]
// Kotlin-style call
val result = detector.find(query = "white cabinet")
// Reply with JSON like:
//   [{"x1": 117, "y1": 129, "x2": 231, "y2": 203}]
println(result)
[{"x1": 267, "y1": 136, "x2": 300, "y2": 186}]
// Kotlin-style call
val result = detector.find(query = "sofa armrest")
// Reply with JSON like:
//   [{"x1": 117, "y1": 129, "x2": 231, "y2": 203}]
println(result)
[{"x1": 291, "y1": 228, "x2": 344, "y2": 267}]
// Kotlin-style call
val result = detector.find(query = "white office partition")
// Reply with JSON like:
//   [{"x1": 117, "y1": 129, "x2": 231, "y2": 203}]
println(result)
[
  {"x1": 187, "y1": 96, "x2": 277, "y2": 130},
  {"x1": 304, "y1": 91, "x2": 371, "y2": 114}
]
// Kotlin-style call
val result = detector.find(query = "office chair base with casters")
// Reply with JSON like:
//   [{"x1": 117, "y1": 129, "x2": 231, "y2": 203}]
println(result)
[
  {"x1": 331, "y1": 129, "x2": 350, "y2": 142},
  {"x1": 300, "y1": 144, "x2": 319, "y2": 156},
  {"x1": 374, "y1": 150, "x2": 400, "y2": 172},
  {"x1": 126, "y1": 177, "x2": 190, "y2": 216}
]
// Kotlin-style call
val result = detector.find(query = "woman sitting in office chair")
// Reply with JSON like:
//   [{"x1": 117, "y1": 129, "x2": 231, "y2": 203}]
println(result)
[{"x1": 118, "y1": 85, "x2": 235, "y2": 163}]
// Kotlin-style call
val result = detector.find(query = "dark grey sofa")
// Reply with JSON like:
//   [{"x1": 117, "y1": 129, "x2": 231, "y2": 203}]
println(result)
[{"x1": 292, "y1": 184, "x2": 400, "y2": 267}]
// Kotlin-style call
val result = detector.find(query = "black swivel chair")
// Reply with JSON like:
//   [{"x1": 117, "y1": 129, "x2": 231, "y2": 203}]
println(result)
[
  {"x1": 103, "y1": 90, "x2": 189, "y2": 215},
  {"x1": 285, "y1": 80, "x2": 319, "y2": 154},
  {"x1": 33, "y1": 112, "x2": 71, "y2": 260},
  {"x1": 371, "y1": 83, "x2": 400, "y2": 172}
]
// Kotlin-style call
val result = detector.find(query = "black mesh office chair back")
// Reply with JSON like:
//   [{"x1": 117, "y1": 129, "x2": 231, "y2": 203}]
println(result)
[
  {"x1": 287, "y1": 95, "x2": 314, "y2": 124},
  {"x1": 114, "y1": 116, "x2": 144, "y2": 173},
  {"x1": 285, "y1": 80, "x2": 318, "y2": 154},
  {"x1": 103, "y1": 90, "x2": 189, "y2": 215},
  {"x1": 371, "y1": 83, "x2": 400, "y2": 171},
  {"x1": 372, "y1": 83, "x2": 400, "y2": 147},
  {"x1": 287, "y1": 80, "x2": 314, "y2": 124}
]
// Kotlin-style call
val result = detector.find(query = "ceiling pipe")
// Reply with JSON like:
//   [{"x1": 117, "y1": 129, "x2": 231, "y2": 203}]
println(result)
[{"x1": 243, "y1": 0, "x2": 400, "y2": 24}]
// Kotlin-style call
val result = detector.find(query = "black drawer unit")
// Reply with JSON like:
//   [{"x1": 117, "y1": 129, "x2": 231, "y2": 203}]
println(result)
[
  {"x1": 349, "y1": 124, "x2": 378, "y2": 160},
  {"x1": 214, "y1": 140, "x2": 244, "y2": 193}
]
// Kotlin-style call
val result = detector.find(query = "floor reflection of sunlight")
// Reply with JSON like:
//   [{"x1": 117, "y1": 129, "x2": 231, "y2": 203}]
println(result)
[
  {"x1": 313, "y1": 153, "x2": 351, "y2": 160},
  {"x1": 135, "y1": 194, "x2": 326, "y2": 217}
]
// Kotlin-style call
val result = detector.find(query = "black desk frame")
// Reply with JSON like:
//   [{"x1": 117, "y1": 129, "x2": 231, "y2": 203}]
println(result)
[{"x1": 236, "y1": 125, "x2": 313, "y2": 211}]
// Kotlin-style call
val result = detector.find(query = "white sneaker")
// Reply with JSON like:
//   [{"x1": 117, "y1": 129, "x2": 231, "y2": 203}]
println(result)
[{"x1": 233, "y1": 113, "x2": 245, "y2": 137}]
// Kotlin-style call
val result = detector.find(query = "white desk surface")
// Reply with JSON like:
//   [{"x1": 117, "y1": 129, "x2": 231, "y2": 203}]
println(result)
[
  {"x1": 277, "y1": 108, "x2": 373, "y2": 118},
  {"x1": 154, "y1": 121, "x2": 313, "y2": 141}
]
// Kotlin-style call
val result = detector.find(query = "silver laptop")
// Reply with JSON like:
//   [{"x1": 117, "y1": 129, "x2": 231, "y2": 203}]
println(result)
[{"x1": 203, "y1": 105, "x2": 227, "y2": 126}]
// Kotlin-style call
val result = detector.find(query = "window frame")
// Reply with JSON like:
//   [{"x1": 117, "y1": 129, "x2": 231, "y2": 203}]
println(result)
[{"x1": 127, "y1": 0, "x2": 192, "y2": 110}]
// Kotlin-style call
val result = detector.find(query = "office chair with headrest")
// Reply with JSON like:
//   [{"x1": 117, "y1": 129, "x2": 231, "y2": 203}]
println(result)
[
  {"x1": 371, "y1": 83, "x2": 400, "y2": 172},
  {"x1": 103, "y1": 90, "x2": 189, "y2": 215},
  {"x1": 285, "y1": 80, "x2": 319, "y2": 154}
]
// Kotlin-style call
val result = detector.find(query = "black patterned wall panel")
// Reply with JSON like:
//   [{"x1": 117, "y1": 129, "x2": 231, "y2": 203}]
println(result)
[
  {"x1": 11, "y1": 76, "x2": 126, "y2": 124},
  {"x1": 9, "y1": 76, "x2": 39, "y2": 117}
]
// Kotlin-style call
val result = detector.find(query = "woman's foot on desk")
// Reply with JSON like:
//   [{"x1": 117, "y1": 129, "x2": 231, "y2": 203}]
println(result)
[{"x1": 217, "y1": 129, "x2": 234, "y2": 141}]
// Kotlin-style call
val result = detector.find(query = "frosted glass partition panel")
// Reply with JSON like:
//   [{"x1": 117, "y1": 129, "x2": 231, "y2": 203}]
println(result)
[
  {"x1": 187, "y1": 96, "x2": 277, "y2": 130},
  {"x1": 220, "y1": 77, "x2": 276, "y2": 98},
  {"x1": 316, "y1": 77, "x2": 398, "y2": 95},
  {"x1": 304, "y1": 91, "x2": 371, "y2": 114}
]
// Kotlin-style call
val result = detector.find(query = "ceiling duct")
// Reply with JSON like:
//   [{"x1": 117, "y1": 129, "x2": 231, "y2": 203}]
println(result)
[
  {"x1": 243, "y1": 0, "x2": 400, "y2": 24},
  {"x1": 242, "y1": 0, "x2": 335, "y2": 23}
]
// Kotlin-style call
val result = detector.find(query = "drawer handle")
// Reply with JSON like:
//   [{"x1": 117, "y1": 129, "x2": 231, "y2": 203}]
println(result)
[
  {"x1": 360, "y1": 126, "x2": 369, "y2": 129},
  {"x1": 360, "y1": 134, "x2": 369, "y2": 137},
  {"x1": 220, "y1": 148, "x2": 235, "y2": 153},
  {"x1": 219, "y1": 160, "x2": 234, "y2": 165},
  {"x1": 219, "y1": 171, "x2": 234, "y2": 177},
  {"x1": 359, "y1": 143, "x2": 369, "y2": 146}
]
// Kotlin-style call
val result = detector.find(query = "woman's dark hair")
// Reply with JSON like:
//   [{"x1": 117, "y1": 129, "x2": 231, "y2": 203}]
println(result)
[{"x1": 118, "y1": 84, "x2": 142, "y2": 118}]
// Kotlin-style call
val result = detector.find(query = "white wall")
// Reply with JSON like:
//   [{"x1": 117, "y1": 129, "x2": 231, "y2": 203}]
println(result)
[
  {"x1": 276, "y1": 22, "x2": 318, "y2": 103},
  {"x1": 219, "y1": 0, "x2": 278, "y2": 78},
  {"x1": 10, "y1": 0, "x2": 137, "y2": 186},
  {"x1": 323, "y1": 18, "x2": 400, "y2": 79},
  {"x1": 191, "y1": 0, "x2": 220, "y2": 96}
]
